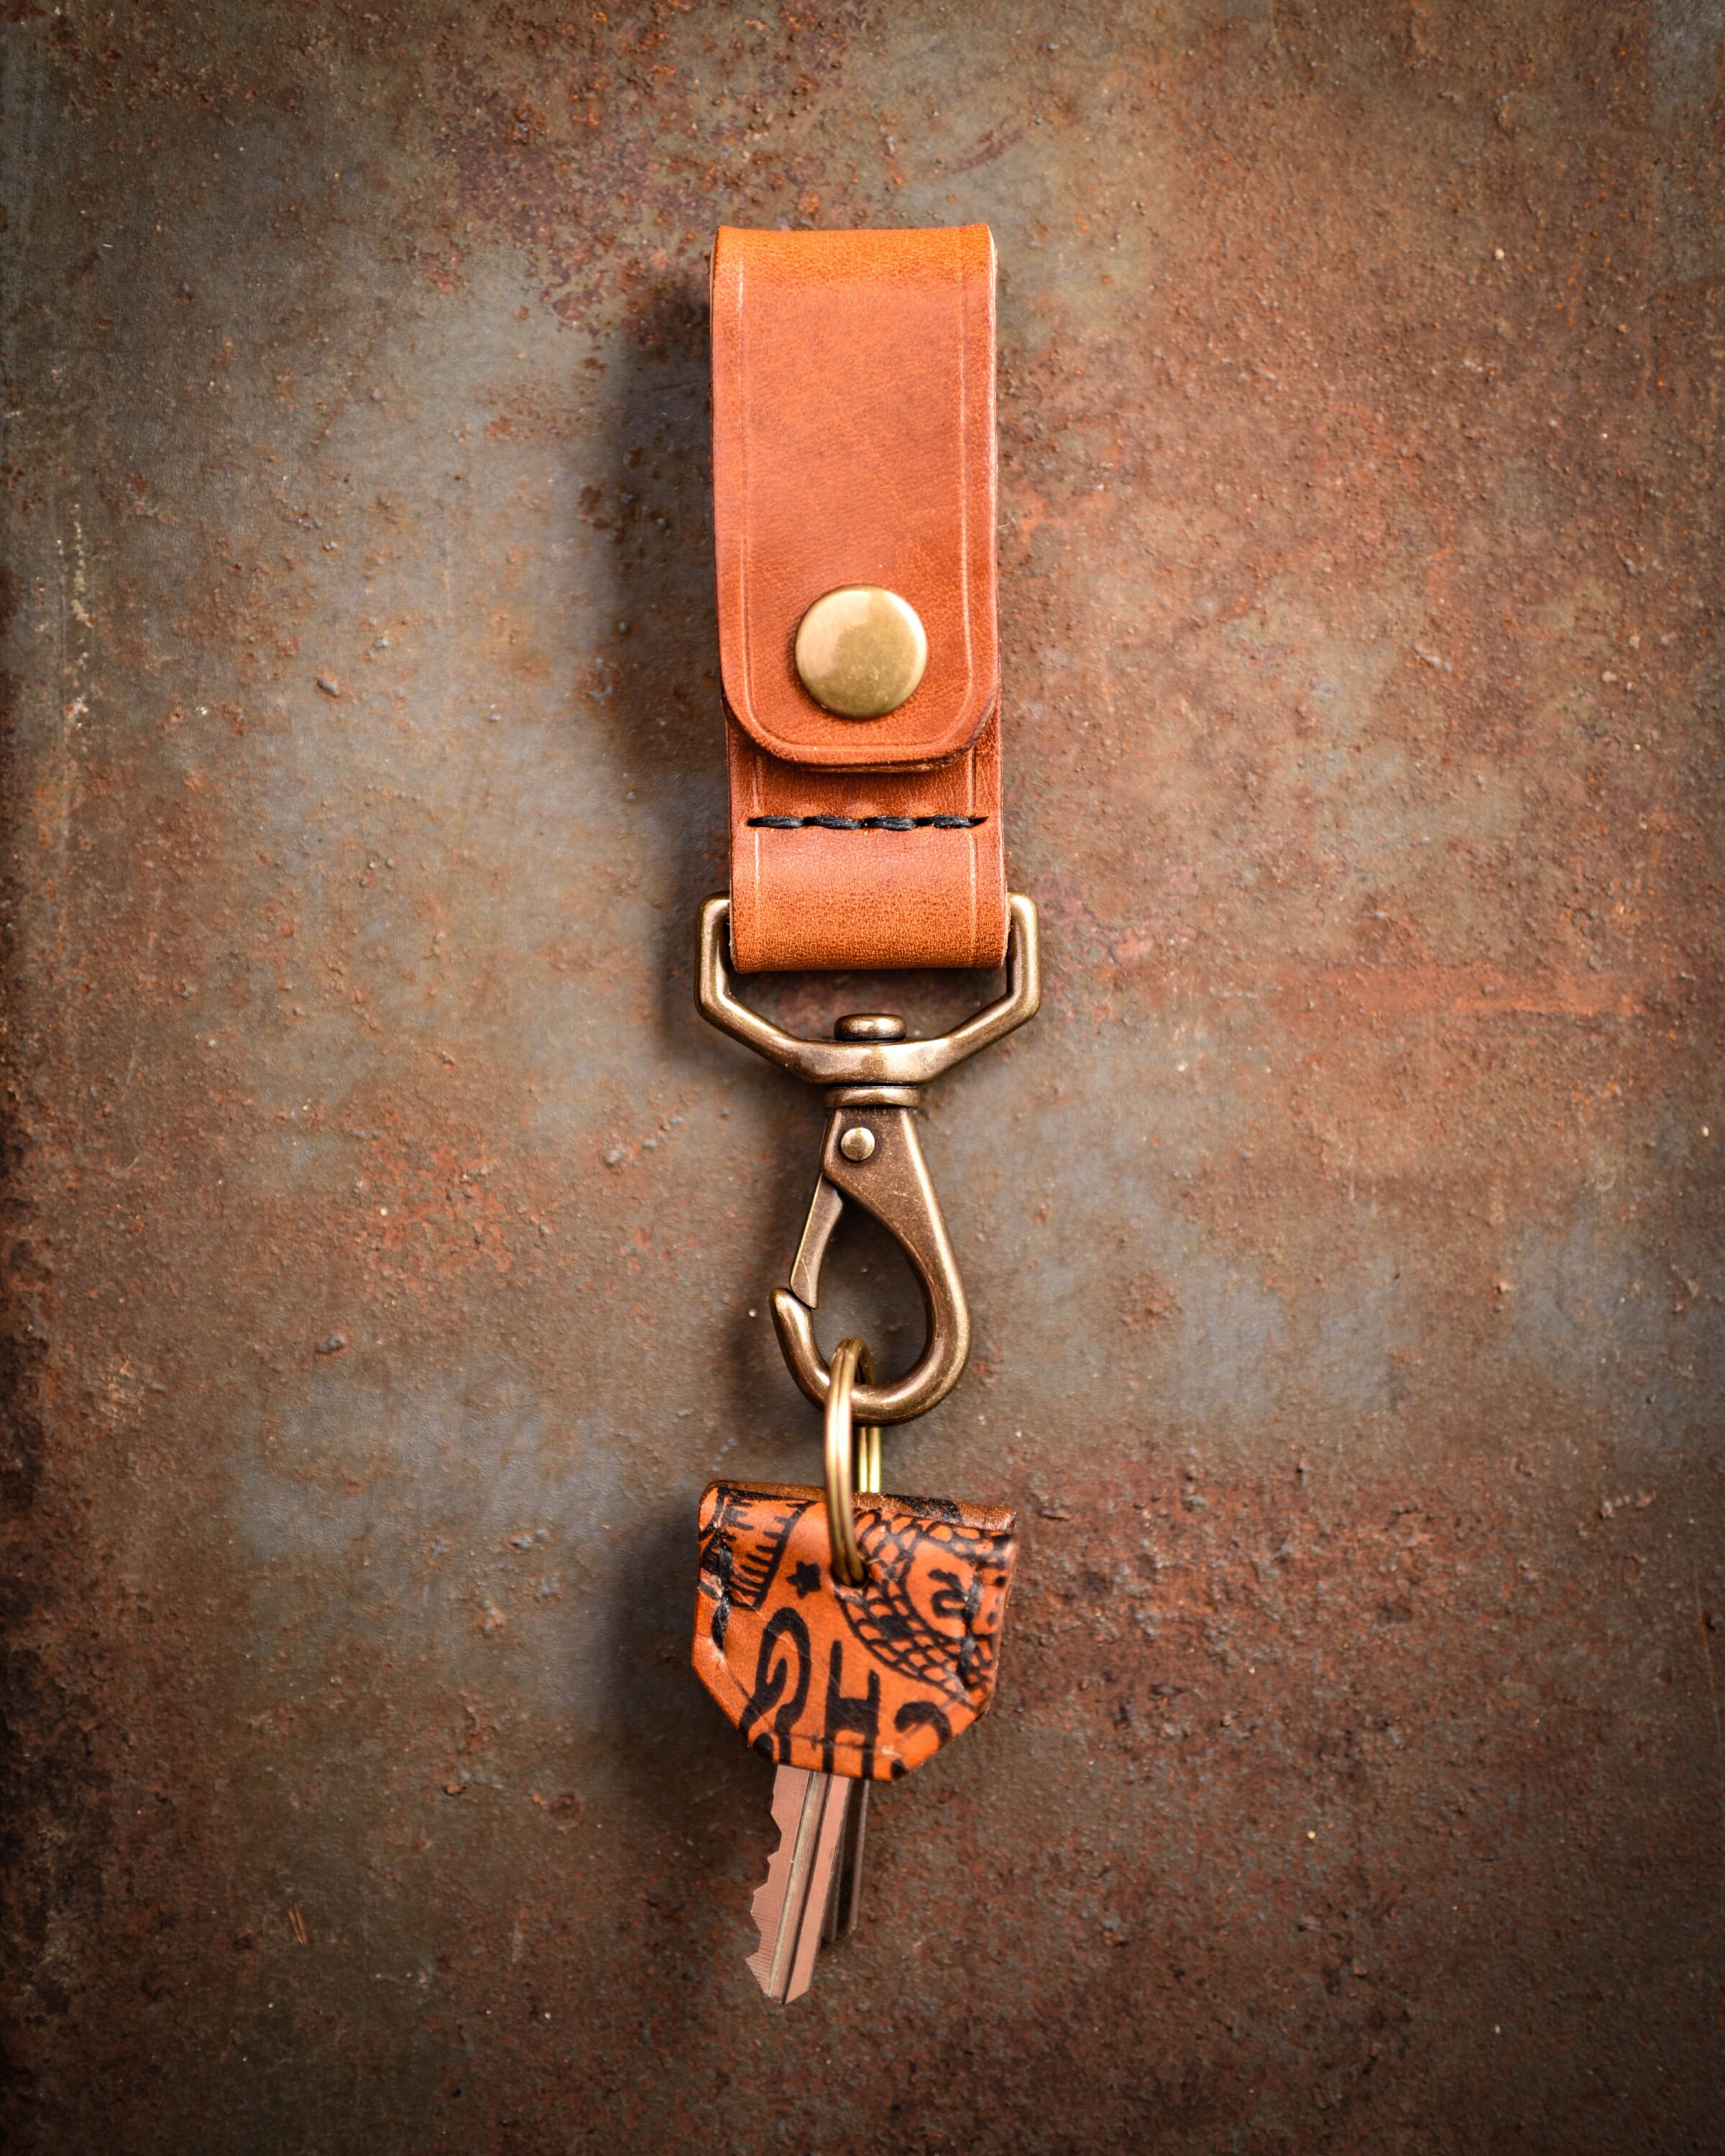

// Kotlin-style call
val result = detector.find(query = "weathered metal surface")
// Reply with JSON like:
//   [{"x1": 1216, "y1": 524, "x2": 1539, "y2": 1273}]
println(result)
[{"x1": 2, "y1": 2, "x2": 1721, "y2": 2148}]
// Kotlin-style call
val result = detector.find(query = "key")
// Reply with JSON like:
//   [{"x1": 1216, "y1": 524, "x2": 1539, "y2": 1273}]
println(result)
[
  {"x1": 693, "y1": 1475, "x2": 1018, "y2": 1999},
  {"x1": 745, "y1": 1764, "x2": 852, "y2": 2003}
]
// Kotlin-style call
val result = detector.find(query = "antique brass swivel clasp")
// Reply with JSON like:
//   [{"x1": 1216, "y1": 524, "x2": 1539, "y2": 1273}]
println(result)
[{"x1": 696, "y1": 893, "x2": 1040, "y2": 1424}]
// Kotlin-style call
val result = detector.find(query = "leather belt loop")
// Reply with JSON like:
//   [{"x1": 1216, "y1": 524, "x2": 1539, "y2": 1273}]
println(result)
[{"x1": 711, "y1": 225, "x2": 1010, "y2": 974}]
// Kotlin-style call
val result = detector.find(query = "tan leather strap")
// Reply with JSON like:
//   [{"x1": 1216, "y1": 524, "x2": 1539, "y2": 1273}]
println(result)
[{"x1": 712, "y1": 225, "x2": 1008, "y2": 973}]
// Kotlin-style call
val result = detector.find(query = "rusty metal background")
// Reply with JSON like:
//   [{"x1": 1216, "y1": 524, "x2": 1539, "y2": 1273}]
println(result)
[{"x1": 3, "y1": 3, "x2": 1722, "y2": 2149}]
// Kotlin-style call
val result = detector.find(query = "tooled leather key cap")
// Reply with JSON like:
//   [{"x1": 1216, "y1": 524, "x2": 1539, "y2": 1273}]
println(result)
[{"x1": 692, "y1": 1480, "x2": 1019, "y2": 1782}]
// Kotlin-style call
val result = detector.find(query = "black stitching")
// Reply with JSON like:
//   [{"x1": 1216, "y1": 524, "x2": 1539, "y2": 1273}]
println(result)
[{"x1": 745, "y1": 814, "x2": 988, "y2": 831}]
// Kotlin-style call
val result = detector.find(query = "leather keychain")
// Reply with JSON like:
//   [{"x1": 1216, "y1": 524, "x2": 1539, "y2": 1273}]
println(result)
[{"x1": 689, "y1": 225, "x2": 1040, "y2": 2001}]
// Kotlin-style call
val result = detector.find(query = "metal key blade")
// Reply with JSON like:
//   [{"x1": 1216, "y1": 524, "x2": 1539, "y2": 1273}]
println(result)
[
  {"x1": 745, "y1": 1765, "x2": 851, "y2": 2003},
  {"x1": 831, "y1": 1780, "x2": 870, "y2": 1943},
  {"x1": 820, "y1": 1778, "x2": 870, "y2": 1943}
]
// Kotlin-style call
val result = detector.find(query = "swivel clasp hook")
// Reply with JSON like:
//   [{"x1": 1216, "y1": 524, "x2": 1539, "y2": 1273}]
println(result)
[
  {"x1": 775, "y1": 1029, "x2": 968, "y2": 1424},
  {"x1": 695, "y1": 893, "x2": 1040, "y2": 1425}
]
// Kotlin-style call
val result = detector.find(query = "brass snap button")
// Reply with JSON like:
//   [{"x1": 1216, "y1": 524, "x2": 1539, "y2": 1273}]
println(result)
[{"x1": 794, "y1": 586, "x2": 927, "y2": 719}]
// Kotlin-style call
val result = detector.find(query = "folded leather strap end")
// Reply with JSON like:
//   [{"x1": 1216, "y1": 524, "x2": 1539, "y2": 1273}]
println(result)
[{"x1": 727, "y1": 718, "x2": 1008, "y2": 974}]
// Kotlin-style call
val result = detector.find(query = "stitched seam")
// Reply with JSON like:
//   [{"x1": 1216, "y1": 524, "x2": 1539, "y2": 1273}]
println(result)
[{"x1": 744, "y1": 815, "x2": 987, "y2": 830}]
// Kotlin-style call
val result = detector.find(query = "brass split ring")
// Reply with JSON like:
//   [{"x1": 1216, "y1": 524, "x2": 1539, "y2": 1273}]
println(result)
[{"x1": 823, "y1": 1336, "x2": 881, "y2": 1587}]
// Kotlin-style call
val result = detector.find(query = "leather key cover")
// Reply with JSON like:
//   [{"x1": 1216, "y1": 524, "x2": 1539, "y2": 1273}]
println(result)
[
  {"x1": 691, "y1": 1480, "x2": 1018, "y2": 1782},
  {"x1": 711, "y1": 225, "x2": 1010, "y2": 972}
]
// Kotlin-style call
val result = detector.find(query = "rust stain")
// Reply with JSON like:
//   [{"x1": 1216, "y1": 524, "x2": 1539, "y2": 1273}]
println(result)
[{"x1": 1, "y1": 1, "x2": 1721, "y2": 2151}]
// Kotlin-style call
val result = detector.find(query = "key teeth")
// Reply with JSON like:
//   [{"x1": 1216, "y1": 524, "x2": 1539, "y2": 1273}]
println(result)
[
  {"x1": 745, "y1": 1766, "x2": 854, "y2": 2005},
  {"x1": 745, "y1": 1766, "x2": 814, "y2": 2001}
]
